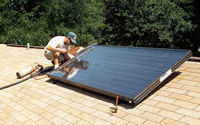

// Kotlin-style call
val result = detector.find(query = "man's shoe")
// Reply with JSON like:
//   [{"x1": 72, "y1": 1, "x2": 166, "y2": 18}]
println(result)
[{"x1": 54, "y1": 65, "x2": 59, "y2": 69}]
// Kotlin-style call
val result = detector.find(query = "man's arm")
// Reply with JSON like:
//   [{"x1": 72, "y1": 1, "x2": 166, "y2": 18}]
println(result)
[
  {"x1": 66, "y1": 46, "x2": 84, "y2": 56},
  {"x1": 65, "y1": 46, "x2": 77, "y2": 56},
  {"x1": 46, "y1": 45, "x2": 66, "y2": 54},
  {"x1": 46, "y1": 44, "x2": 81, "y2": 56}
]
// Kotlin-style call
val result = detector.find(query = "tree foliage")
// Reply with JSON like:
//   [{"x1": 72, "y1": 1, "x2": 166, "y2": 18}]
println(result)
[
  {"x1": 0, "y1": 0, "x2": 105, "y2": 46},
  {"x1": 103, "y1": 0, "x2": 197, "y2": 49},
  {"x1": 0, "y1": 0, "x2": 199, "y2": 56}
]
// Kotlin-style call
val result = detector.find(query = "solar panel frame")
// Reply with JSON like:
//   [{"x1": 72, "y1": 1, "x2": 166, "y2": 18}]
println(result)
[{"x1": 48, "y1": 45, "x2": 192, "y2": 104}]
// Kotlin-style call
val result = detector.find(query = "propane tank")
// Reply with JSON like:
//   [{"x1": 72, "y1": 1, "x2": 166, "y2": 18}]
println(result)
[{"x1": 16, "y1": 63, "x2": 39, "y2": 78}]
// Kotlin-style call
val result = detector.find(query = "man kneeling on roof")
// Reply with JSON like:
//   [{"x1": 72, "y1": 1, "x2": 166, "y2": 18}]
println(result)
[{"x1": 44, "y1": 32, "x2": 77, "y2": 69}]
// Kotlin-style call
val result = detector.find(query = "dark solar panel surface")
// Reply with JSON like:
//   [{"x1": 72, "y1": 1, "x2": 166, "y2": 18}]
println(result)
[{"x1": 49, "y1": 46, "x2": 191, "y2": 102}]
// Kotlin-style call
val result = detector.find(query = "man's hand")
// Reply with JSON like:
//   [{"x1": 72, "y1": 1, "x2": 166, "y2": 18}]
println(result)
[{"x1": 61, "y1": 49, "x2": 67, "y2": 54}]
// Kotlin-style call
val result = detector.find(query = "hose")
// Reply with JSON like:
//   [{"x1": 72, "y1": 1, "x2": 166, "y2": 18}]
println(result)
[
  {"x1": 0, "y1": 65, "x2": 54, "y2": 90},
  {"x1": 0, "y1": 76, "x2": 32, "y2": 90}
]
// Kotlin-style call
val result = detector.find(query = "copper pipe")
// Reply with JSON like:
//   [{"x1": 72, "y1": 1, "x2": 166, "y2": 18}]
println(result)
[{"x1": 115, "y1": 96, "x2": 119, "y2": 113}]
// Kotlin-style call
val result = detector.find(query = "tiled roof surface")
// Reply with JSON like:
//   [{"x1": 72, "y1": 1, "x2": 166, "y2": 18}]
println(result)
[{"x1": 0, "y1": 44, "x2": 200, "y2": 125}]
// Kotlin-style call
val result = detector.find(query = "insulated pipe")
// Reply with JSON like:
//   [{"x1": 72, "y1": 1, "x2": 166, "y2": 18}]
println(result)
[
  {"x1": 0, "y1": 76, "x2": 32, "y2": 90},
  {"x1": 16, "y1": 63, "x2": 40, "y2": 78},
  {"x1": 0, "y1": 66, "x2": 54, "y2": 90}
]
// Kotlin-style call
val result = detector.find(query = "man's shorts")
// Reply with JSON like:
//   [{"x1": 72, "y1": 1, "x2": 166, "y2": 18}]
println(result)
[
  {"x1": 44, "y1": 51, "x2": 65, "y2": 61},
  {"x1": 44, "y1": 51, "x2": 54, "y2": 60}
]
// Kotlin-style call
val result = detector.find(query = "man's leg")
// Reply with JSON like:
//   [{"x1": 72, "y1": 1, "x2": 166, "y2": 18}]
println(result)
[{"x1": 53, "y1": 52, "x2": 60, "y2": 69}]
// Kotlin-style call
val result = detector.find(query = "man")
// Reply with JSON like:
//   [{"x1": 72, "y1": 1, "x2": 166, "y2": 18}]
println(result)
[{"x1": 44, "y1": 32, "x2": 77, "y2": 69}]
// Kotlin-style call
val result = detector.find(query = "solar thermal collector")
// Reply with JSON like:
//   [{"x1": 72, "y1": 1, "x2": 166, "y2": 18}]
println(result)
[{"x1": 48, "y1": 45, "x2": 191, "y2": 104}]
